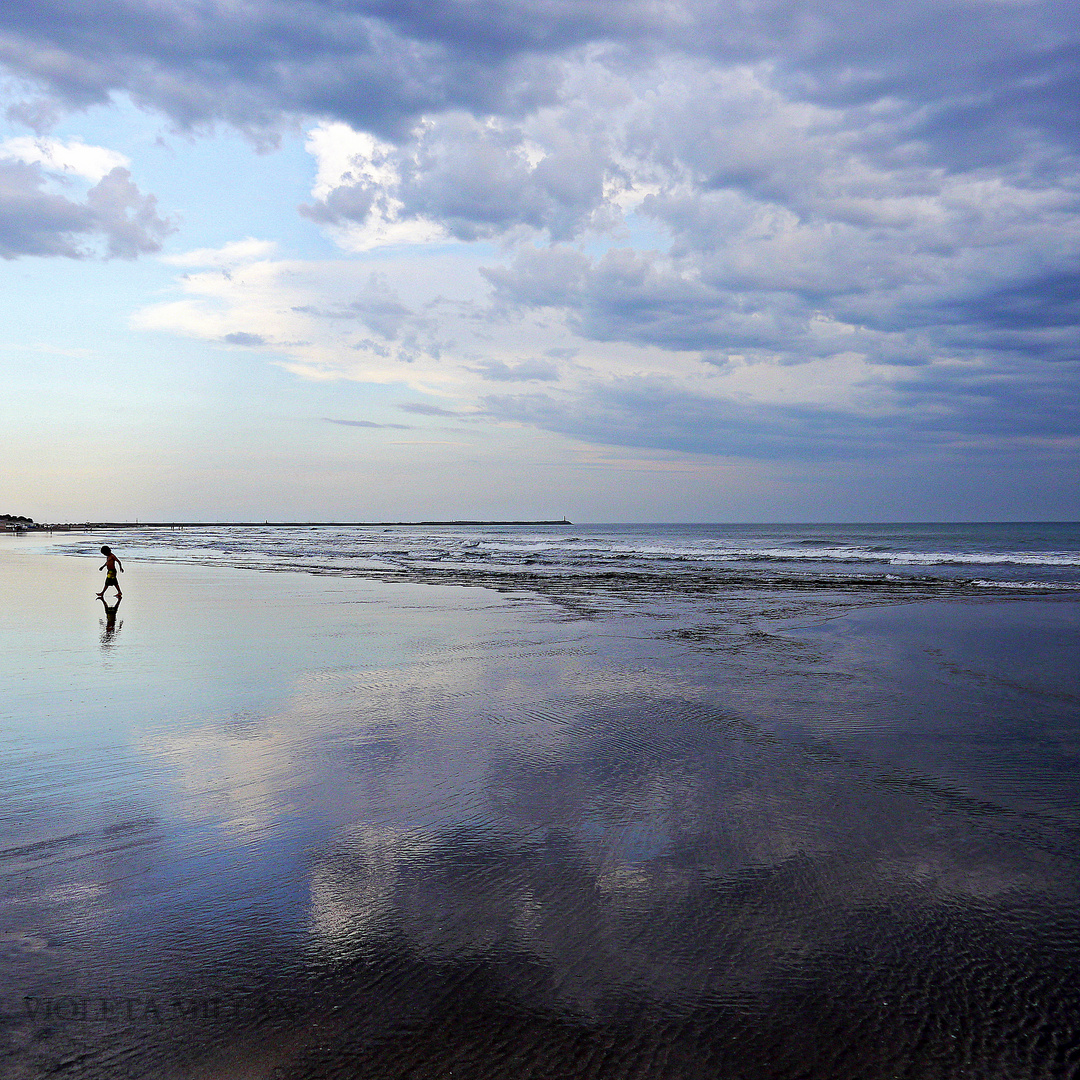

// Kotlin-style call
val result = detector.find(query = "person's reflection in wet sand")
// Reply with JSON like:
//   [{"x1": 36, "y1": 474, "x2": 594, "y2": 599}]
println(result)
[{"x1": 99, "y1": 596, "x2": 122, "y2": 646}]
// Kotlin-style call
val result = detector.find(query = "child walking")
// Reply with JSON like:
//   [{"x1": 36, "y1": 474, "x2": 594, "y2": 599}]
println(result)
[{"x1": 97, "y1": 545, "x2": 123, "y2": 600}]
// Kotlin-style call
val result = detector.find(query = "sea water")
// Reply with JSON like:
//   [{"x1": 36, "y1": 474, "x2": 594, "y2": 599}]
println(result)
[{"x1": 45, "y1": 519, "x2": 1080, "y2": 593}]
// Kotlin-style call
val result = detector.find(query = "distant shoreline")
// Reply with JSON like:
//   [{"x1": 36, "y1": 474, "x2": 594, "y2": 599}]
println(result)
[{"x1": 25, "y1": 519, "x2": 574, "y2": 530}]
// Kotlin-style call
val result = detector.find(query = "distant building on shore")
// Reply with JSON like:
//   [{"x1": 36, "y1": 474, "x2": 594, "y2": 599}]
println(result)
[{"x1": 0, "y1": 514, "x2": 37, "y2": 533}]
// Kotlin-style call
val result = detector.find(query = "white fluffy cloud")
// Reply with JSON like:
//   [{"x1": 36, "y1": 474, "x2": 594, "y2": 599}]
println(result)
[
  {"x1": 302, "y1": 123, "x2": 448, "y2": 250},
  {"x1": 0, "y1": 135, "x2": 128, "y2": 181}
]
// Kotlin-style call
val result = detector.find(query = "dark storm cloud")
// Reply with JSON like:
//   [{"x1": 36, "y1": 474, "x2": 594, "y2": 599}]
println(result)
[
  {"x1": 487, "y1": 221, "x2": 1080, "y2": 370},
  {"x1": 0, "y1": 160, "x2": 171, "y2": 258},
  {"x1": 768, "y1": 0, "x2": 1080, "y2": 167},
  {"x1": 0, "y1": 0, "x2": 1071, "y2": 169},
  {"x1": 883, "y1": 359, "x2": 1080, "y2": 443}
]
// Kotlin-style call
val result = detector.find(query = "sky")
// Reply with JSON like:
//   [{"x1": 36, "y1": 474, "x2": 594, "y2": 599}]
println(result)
[{"x1": 1, "y1": 0, "x2": 1078, "y2": 523}]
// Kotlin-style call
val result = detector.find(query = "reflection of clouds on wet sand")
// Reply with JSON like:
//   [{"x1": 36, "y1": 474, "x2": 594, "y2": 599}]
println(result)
[
  {"x1": 295, "y1": 679, "x2": 1068, "y2": 1017},
  {"x1": 137, "y1": 722, "x2": 305, "y2": 838},
  {"x1": 6, "y1": 556, "x2": 1079, "y2": 1078},
  {"x1": 132, "y1": 637, "x2": 664, "y2": 839},
  {"x1": 100, "y1": 593, "x2": 1078, "y2": 1030}
]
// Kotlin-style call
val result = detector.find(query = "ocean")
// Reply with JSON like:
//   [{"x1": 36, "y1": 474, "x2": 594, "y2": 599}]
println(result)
[
  {"x1": 49, "y1": 519, "x2": 1080, "y2": 593},
  {"x1": 2, "y1": 523, "x2": 1078, "y2": 1079}
]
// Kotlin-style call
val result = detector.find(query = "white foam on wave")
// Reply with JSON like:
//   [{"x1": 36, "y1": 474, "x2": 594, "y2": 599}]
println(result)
[
  {"x1": 970, "y1": 579, "x2": 1079, "y2": 590},
  {"x1": 889, "y1": 552, "x2": 1080, "y2": 567}
]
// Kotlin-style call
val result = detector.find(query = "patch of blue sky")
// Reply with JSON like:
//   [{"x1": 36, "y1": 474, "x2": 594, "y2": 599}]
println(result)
[
  {"x1": 0, "y1": 256, "x2": 178, "y2": 365},
  {"x1": 575, "y1": 207, "x2": 672, "y2": 262},
  {"x1": 9, "y1": 94, "x2": 336, "y2": 260}
]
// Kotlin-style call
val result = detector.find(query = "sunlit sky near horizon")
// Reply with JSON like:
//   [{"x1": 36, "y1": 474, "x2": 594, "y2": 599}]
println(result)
[{"x1": 2, "y1": 0, "x2": 1078, "y2": 523}]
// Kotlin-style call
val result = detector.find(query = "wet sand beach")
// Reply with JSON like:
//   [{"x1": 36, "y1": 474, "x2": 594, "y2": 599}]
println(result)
[{"x1": 2, "y1": 540, "x2": 1079, "y2": 1079}]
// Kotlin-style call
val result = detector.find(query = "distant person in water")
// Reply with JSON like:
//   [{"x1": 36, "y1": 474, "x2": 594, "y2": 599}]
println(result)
[{"x1": 97, "y1": 545, "x2": 123, "y2": 600}]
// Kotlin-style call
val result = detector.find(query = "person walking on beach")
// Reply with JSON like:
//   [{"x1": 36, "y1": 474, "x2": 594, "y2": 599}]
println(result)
[{"x1": 97, "y1": 545, "x2": 123, "y2": 600}]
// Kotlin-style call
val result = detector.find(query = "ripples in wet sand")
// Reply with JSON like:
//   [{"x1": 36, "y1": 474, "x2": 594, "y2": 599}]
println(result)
[{"x1": 1, "y1": 549, "x2": 1078, "y2": 1078}]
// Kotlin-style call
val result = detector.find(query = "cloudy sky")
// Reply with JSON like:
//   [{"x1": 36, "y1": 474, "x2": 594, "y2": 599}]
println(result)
[{"x1": 1, "y1": 0, "x2": 1077, "y2": 522}]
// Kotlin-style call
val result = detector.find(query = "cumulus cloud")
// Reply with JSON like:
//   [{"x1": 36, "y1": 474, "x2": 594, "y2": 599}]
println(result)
[
  {"x1": 300, "y1": 123, "x2": 449, "y2": 250},
  {"x1": 302, "y1": 105, "x2": 618, "y2": 243},
  {"x1": 0, "y1": 158, "x2": 171, "y2": 259},
  {"x1": 16, "y1": 0, "x2": 1072, "y2": 469}
]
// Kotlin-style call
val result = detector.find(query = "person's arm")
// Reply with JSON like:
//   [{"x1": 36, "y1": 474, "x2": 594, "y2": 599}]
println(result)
[
  {"x1": 116, "y1": 558, "x2": 124, "y2": 572},
  {"x1": 100, "y1": 563, "x2": 106, "y2": 570}
]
